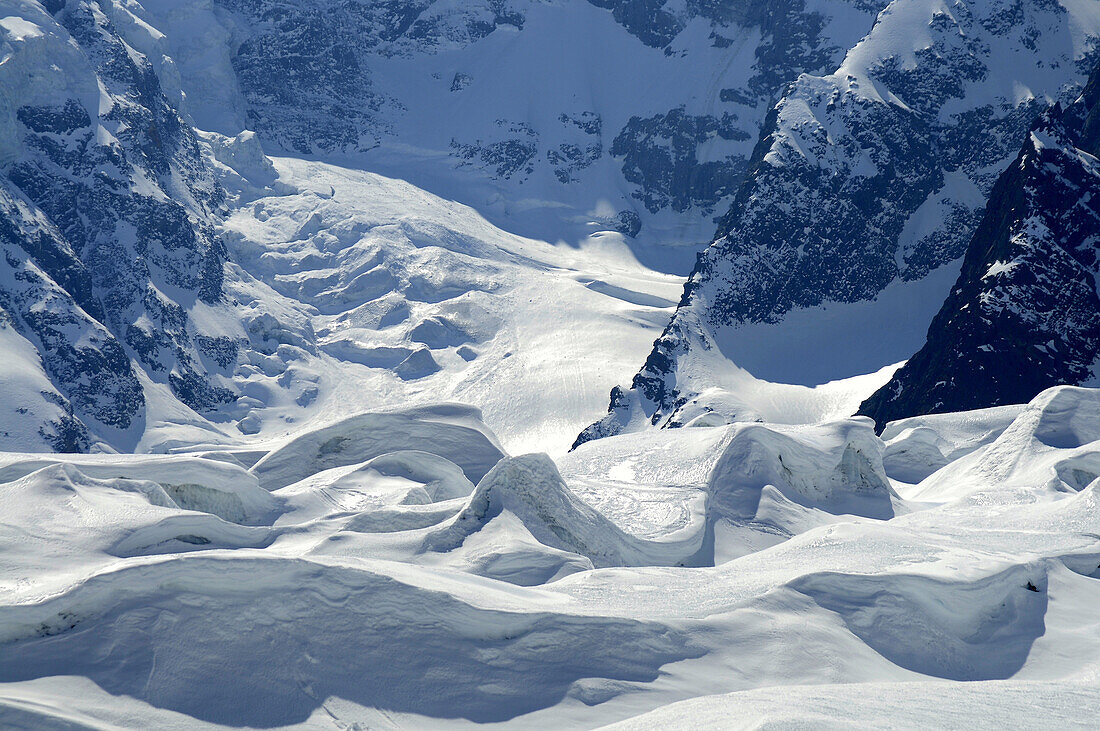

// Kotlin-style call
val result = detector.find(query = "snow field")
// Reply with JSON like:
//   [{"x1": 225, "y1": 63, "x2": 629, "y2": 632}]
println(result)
[{"x1": 1, "y1": 386, "x2": 1099, "y2": 727}]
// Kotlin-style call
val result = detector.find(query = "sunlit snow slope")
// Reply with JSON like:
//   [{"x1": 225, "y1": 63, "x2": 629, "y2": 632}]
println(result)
[
  {"x1": 212, "y1": 154, "x2": 687, "y2": 456},
  {"x1": 2, "y1": 1, "x2": 1100, "y2": 729},
  {"x1": 2, "y1": 387, "x2": 1100, "y2": 728}
]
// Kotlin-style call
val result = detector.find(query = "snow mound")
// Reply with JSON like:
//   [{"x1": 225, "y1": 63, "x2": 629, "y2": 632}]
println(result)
[
  {"x1": 1021, "y1": 387, "x2": 1100, "y2": 451},
  {"x1": 561, "y1": 418, "x2": 897, "y2": 566},
  {"x1": 709, "y1": 419, "x2": 896, "y2": 522},
  {"x1": 0, "y1": 464, "x2": 271, "y2": 601},
  {"x1": 908, "y1": 387, "x2": 1100, "y2": 502},
  {"x1": 423, "y1": 454, "x2": 642, "y2": 571},
  {"x1": 0, "y1": 557, "x2": 700, "y2": 726},
  {"x1": 790, "y1": 563, "x2": 1047, "y2": 680},
  {"x1": 881, "y1": 404, "x2": 1023, "y2": 483},
  {"x1": 603, "y1": 680, "x2": 1100, "y2": 730},
  {"x1": 250, "y1": 403, "x2": 505, "y2": 489},
  {"x1": 0, "y1": 453, "x2": 278, "y2": 524},
  {"x1": 277, "y1": 450, "x2": 474, "y2": 531},
  {"x1": 354, "y1": 450, "x2": 474, "y2": 504}
]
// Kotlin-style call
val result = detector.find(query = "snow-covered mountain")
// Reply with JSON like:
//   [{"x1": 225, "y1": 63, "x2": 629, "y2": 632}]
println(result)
[
  {"x1": 4, "y1": 1, "x2": 1100, "y2": 728},
  {"x1": 0, "y1": 1, "x2": 233, "y2": 452},
  {"x1": 123, "y1": 0, "x2": 891, "y2": 267},
  {"x1": 859, "y1": 59, "x2": 1100, "y2": 428},
  {"x1": 578, "y1": 0, "x2": 1100, "y2": 445},
  {"x1": 10, "y1": 0, "x2": 1096, "y2": 455},
  {"x1": 0, "y1": 0, "x2": 912, "y2": 455}
]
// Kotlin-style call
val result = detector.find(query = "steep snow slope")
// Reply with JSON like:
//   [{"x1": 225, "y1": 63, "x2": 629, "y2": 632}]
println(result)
[
  {"x1": 860, "y1": 59, "x2": 1100, "y2": 427},
  {"x1": 2, "y1": 386, "x2": 1100, "y2": 728},
  {"x1": 580, "y1": 0, "x2": 1100, "y2": 444},
  {"x1": 208, "y1": 154, "x2": 685, "y2": 455},
  {"x1": 122, "y1": 0, "x2": 890, "y2": 267}
]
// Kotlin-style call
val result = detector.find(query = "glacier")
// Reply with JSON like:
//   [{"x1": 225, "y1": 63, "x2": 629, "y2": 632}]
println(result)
[{"x1": 1, "y1": 0, "x2": 1100, "y2": 728}]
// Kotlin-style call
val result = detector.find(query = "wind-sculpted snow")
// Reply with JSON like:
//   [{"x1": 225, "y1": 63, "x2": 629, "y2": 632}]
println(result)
[
  {"x1": 581, "y1": 0, "x2": 1100, "y2": 444},
  {"x1": 249, "y1": 403, "x2": 506, "y2": 490},
  {"x1": 0, "y1": 557, "x2": 704, "y2": 726},
  {"x1": 423, "y1": 454, "x2": 647, "y2": 576},
  {"x1": 906, "y1": 387, "x2": 1100, "y2": 502},
  {"x1": 2, "y1": 388, "x2": 1100, "y2": 726},
  {"x1": 791, "y1": 563, "x2": 1049, "y2": 680},
  {"x1": 607, "y1": 679, "x2": 1100, "y2": 729},
  {"x1": 0, "y1": 451, "x2": 280, "y2": 523},
  {"x1": 880, "y1": 404, "x2": 1023, "y2": 483},
  {"x1": 416, "y1": 417, "x2": 898, "y2": 581}
]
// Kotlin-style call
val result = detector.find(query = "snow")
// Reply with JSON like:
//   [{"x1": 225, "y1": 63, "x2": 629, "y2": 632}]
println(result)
[
  {"x1": 710, "y1": 261, "x2": 963, "y2": 386},
  {"x1": 1, "y1": 384, "x2": 1100, "y2": 727},
  {"x1": 248, "y1": 403, "x2": 506, "y2": 490},
  {"x1": 2, "y1": 0, "x2": 1100, "y2": 727},
  {"x1": 0, "y1": 16, "x2": 42, "y2": 42},
  {"x1": 208, "y1": 155, "x2": 687, "y2": 457},
  {"x1": 882, "y1": 403, "x2": 1025, "y2": 483},
  {"x1": 0, "y1": 323, "x2": 74, "y2": 453},
  {"x1": 604, "y1": 679, "x2": 1100, "y2": 729}
]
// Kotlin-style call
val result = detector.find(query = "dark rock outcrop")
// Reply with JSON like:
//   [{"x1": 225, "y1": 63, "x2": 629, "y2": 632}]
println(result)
[{"x1": 859, "y1": 62, "x2": 1100, "y2": 429}]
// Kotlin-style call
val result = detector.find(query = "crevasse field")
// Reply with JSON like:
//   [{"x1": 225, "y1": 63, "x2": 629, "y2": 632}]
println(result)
[
  {"x1": 1, "y1": 158, "x2": 1099, "y2": 728},
  {"x1": 2, "y1": 0, "x2": 1100, "y2": 728}
]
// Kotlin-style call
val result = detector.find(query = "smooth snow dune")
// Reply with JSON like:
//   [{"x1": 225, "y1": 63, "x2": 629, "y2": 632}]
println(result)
[
  {"x1": 0, "y1": 556, "x2": 703, "y2": 727},
  {"x1": 0, "y1": 464, "x2": 273, "y2": 603},
  {"x1": 881, "y1": 403, "x2": 1024, "y2": 483},
  {"x1": 249, "y1": 403, "x2": 506, "y2": 490},
  {"x1": 601, "y1": 680, "x2": 1100, "y2": 730},
  {"x1": 0, "y1": 452, "x2": 279, "y2": 524},
  {"x1": 904, "y1": 386, "x2": 1100, "y2": 502},
  {"x1": 423, "y1": 454, "x2": 648, "y2": 575},
  {"x1": 789, "y1": 562, "x2": 1048, "y2": 680}
]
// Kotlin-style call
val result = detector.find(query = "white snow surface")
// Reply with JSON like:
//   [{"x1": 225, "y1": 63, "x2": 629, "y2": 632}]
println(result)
[
  {"x1": 207, "y1": 154, "x2": 688, "y2": 457},
  {"x1": 2, "y1": 386, "x2": 1100, "y2": 728},
  {"x1": 1, "y1": 0, "x2": 1099, "y2": 726}
]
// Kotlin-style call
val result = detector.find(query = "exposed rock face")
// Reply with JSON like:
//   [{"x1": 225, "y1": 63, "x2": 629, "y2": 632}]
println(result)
[
  {"x1": 858, "y1": 61, "x2": 1100, "y2": 429},
  {"x1": 611, "y1": 108, "x2": 752, "y2": 214},
  {"x1": 135, "y1": 0, "x2": 886, "y2": 240},
  {"x1": 0, "y1": 1, "x2": 235, "y2": 450},
  {"x1": 220, "y1": 0, "x2": 526, "y2": 154},
  {"x1": 577, "y1": 0, "x2": 1100, "y2": 447}
]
